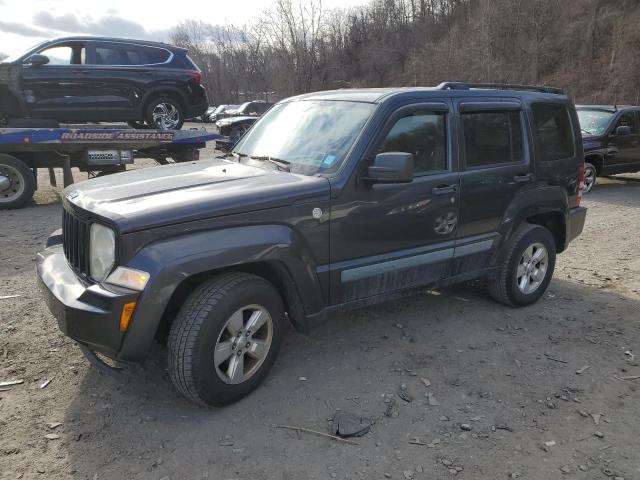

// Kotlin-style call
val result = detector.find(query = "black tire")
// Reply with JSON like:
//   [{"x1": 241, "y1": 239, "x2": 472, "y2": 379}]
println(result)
[
  {"x1": 487, "y1": 223, "x2": 556, "y2": 307},
  {"x1": 168, "y1": 273, "x2": 285, "y2": 406},
  {"x1": 0, "y1": 154, "x2": 36, "y2": 210},
  {"x1": 145, "y1": 97, "x2": 184, "y2": 130},
  {"x1": 583, "y1": 162, "x2": 597, "y2": 194}
]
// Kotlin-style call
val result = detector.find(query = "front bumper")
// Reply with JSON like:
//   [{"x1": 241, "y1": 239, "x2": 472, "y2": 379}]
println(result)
[
  {"x1": 566, "y1": 206, "x2": 587, "y2": 245},
  {"x1": 36, "y1": 241, "x2": 139, "y2": 359}
]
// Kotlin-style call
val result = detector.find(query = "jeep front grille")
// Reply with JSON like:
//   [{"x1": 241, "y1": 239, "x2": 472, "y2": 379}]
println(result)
[{"x1": 62, "y1": 208, "x2": 90, "y2": 276}]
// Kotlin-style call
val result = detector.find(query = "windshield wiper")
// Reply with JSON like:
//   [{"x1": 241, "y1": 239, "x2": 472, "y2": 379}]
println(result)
[
  {"x1": 581, "y1": 128, "x2": 593, "y2": 135},
  {"x1": 249, "y1": 155, "x2": 291, "y2": 172}
]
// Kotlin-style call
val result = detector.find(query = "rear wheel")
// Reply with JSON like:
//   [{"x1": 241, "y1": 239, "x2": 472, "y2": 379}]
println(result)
[
  {"x1": 0, "y1": 154, "x2": 36, "y2": 210},
  {"x1": 487, "y1": 224, "x2": 556, "y2": 306},
  {"x1": 583, "y1": 162, "x2": 597, "y2": 194},
  {"x1": 168, "y1": 273, "x2": 285, "y2": 406},
  {"x1": 145, "y1": 97, "x2": 184, "y2": 130}
]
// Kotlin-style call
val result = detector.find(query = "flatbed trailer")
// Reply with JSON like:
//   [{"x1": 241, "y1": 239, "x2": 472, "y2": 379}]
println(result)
[{"x1": 0, "y1": 126, "x2": 225, "y2": 209}]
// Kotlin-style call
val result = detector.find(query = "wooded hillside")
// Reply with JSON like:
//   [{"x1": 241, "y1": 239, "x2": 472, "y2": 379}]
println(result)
[{"x1": 173, "y1": 0, "x2": 640, "y2": 105}]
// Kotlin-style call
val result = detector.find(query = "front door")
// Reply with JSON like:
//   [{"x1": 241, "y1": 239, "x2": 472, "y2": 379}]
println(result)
[
  {"x1": 608, "y1": 111, "x2": 640, "y2": 169},
  {"x1": 329, "y1": 101, "x2": 460, "y2": 304},
  {"x1": 21, "y1": 41, "x2": 93, "y2": 120},
  {"x1": 453, "y1": 98, "x2": 532, "y2": 275}
]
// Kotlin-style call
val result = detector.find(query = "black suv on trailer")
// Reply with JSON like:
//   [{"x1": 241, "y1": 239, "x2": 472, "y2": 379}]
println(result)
[
  {"x1": 577, "y1": 105, "x2": 640, "y2": 193},
  {"x1": 0, "y1": 36, "x2": 208, "y2": 130},
  {"x1": 37, "y1": 83, "x2": 587, "y2": 406}
]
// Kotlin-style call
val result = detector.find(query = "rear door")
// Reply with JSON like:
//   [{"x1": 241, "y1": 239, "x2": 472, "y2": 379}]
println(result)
[
  {"x1": 453, "y1": 98, "x2": 531, "y2": 274},
  {"x1": 83, "y1": 41, "x2": 148, "y2": 119},
  {"x1": 21, "y1": 41, "x2": 92, "y2": 120}
]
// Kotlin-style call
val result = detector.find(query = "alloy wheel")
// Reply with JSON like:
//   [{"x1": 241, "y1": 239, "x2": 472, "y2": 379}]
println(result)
[
  {"x1": 152, "y1": 102, "x2": 180, "y2": 130},
  {"x1": 213, "y1": 304, "x2": 274, "y2": 385},
  {"x1": 515, "y1": 242, "x2": 548, "y2": 295}
]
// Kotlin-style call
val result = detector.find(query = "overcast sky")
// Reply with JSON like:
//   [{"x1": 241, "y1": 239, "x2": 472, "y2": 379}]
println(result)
[{"x1": 0, "y1": 0, "x2": 368, "y2": 57}]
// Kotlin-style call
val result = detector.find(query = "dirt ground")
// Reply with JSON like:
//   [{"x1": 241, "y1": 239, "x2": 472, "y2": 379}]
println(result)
[{"x1": 1, "y1": 129, "x2": 639, "y2": 479}]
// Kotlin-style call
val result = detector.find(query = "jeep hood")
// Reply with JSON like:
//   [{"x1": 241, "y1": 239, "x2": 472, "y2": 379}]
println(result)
[{"x1": 65, "y1": 159, "x2": 330, "y2": 233}]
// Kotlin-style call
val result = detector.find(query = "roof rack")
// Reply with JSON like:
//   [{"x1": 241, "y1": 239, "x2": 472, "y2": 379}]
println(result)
[{"x1": 436, "y1": 82, "x2": 564, "y2": 95}]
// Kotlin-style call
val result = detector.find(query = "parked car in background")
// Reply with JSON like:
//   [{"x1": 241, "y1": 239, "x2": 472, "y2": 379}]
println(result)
[
  {"x1": 231, "y1": 101, "x2": 273, "y2": 117},
  {"x1": 0, "y1": 36, "x2": 208, "y2": 130},
  {"x1": 207, "y1": 104, "x2": 241, "y2": 123},
  {"x1": 577, "y1": 105, "x2": 640, "y2": 193},
  {"x1": 216, "y1": 101, "x2": 273, "y2": 142},
  {"x1": 37, "y1": 82, "x2": 586, "y2": 406},
  {"x1": 216, "y1": 115, "x2": 260, "y2": 143}
]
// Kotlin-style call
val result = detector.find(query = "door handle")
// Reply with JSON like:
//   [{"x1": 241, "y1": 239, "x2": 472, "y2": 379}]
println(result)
[
  {"x1": 513, "y1": 173, "x2": 533, "y2": 183},
  {"x1": 72, "y1": 70, "x2": 89, "y2": 75},
  {"x1": 432, "y1": 184, "x2": 458, "y2": 195}
]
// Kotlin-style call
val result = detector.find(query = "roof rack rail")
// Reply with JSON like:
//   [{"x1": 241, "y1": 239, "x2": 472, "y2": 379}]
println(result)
[{"x1": 436, "y1": 82, "x2": 564, "y2": 95}]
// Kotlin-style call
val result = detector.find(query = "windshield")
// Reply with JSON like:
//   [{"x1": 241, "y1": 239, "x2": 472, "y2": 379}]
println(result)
[
  {"x1": 577, "y1": 109, "x2": 614, "y2": 136},
  {"x1": 233, "y1": 100, "x2": 375, "y2": 175}
]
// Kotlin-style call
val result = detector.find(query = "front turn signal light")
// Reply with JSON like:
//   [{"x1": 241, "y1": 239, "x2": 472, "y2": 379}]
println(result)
[
  {"x1": 120, "y1": 302, "x2": 137, "y2": 332},
  {"x1": 106, "y1": 267, "x2": 150, "y2": 291}
]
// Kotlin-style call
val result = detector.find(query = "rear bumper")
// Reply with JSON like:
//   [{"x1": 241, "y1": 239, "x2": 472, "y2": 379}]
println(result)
[
  {"x1": 36, "y1": 243, "x2": 139, "y2": 359},
  {"x1": 566, "y1": 206, "x2": 587, "y2": 245}
]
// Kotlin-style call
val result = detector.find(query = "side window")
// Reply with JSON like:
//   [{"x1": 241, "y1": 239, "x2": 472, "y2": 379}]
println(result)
[
  {"x1": 94, "y1": 45, "x2": 122, "y2": 65},
  {"x1": 139, "y1": 46, "x2": 170, "y2": 64},
  {"x1": 92, "y1": 43, "x2": 141, "y2": 66},
  {"x1": 531, "y1": 103, "x2": 575, "y2": 161},
  {"x1": 462, "y1": 110, "x2": 523, "y2": 167},
  {"x1": 378, "y1": 111, "x2": 447, "y2": 174},
  {"x1": 38, "y1": 44, "x2": 86, "y2": 65},
  {"x1": 616, "y1": 112, "x2": 638, "y2": 134}
]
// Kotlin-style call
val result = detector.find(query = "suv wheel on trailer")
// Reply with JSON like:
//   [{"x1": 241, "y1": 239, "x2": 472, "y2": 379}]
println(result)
[
  {"x1": 487, "y1": 223, "x2": 556, "y2": 307},
  {"x1": 0, "y1": 154, "x2": 36, "y2": 209},
  {"x1": 168, "y1": 273, "x2": 285, "y2": 406},
  {"x1": 145, "y1": 97, "x2": 184, "y2": 130},
  {"x1": 583, "y1": 162, "x2": 596, "y2": 194}
]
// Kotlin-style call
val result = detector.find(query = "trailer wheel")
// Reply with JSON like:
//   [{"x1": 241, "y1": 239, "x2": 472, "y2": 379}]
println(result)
[{"x1": 0, "y1": 154, "x2": 36, "y2": 209}]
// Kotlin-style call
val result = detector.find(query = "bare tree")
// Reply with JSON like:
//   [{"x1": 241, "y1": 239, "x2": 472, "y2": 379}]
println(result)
[
  {"x1": 0, "y1": 52, "x2": 8, "y2": 62},
  {"x1": 169, "y1": 0, "x2": 640, "y2": 105}
]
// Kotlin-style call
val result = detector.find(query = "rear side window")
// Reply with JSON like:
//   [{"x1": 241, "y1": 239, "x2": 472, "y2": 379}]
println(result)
[
  {"x1": 379, "y1": 111, "x2": 447, "y2": 174},
  {"x1": 532, "y1": 104, "x2": 575, "y2": 161},
  {"x1": 139, "y1": 46, "x2": 171, "y2": 64},
  {"x1": 462, "y1": 111, "x2": 523, "y2": 168},
  {"x1": 93, "y1": 43, "x2": 142, "y2": 65}
]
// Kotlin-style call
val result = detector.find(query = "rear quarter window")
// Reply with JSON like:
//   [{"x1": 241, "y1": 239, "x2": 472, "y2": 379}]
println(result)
[
  {"x1": 531, "y1": 103, "x2": 575, "y2": 161},
  {"x1": 139, "y1": 46, "x2": 171, "y2": 64}
]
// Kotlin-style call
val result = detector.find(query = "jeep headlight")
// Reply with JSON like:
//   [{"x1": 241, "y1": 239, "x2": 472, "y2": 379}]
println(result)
[{"x1": 90, "y1": 223, "x2": 115, "y2": 282}]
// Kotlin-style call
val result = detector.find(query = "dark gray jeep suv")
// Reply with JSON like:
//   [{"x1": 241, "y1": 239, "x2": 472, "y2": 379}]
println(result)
[
  {"x1": 37, "y1": 83, "x2": 587, "y2": 406},
  {"x1": 0, "y1": 36, "x2": 208, "y2": 130}
]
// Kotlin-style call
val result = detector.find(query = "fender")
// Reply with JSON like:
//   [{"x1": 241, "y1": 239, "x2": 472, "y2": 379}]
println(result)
[
  {"x1": 139, "y1": 85, "x2": 190, "y2": 113},
  {"x1": 496, "y1": 184, "x2": 569, "y2": 256},
  {"x1": 117, "y1": 224, "x2": 325, "y2": 361}
]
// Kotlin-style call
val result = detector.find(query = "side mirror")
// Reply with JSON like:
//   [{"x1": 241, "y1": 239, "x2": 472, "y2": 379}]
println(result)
[
  {"x1": 24, "y1": 54, "x2": 49, "y2": 67},
  {"x1": 614, "y1": 125, "x2": 632, "y2": 136},
  {"x1": 363, "y1": 152, "x2": 414, "y2": 184}
]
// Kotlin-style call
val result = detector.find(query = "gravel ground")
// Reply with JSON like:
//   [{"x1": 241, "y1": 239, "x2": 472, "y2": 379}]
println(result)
[{"x1": 1, "y1": 129, "x2": 639, "y2": 479}]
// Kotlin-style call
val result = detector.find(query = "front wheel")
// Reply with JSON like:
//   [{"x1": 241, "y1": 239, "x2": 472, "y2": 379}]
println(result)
[
  {"x1": 168, "y1": 273, "x2": 285, "y2": 406},
  {"x1": 0, "y1": 154, "x2": 36, "y2": 209},
  {"x1": 145, "y1": 97, "x2": 184, "y2": 130},
  {"x1": 583, "y1": 162, "x2": 597, "y2": 194},
  {"x1": 487, "y1": 224, "x2": 556, "y2": 306}
]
